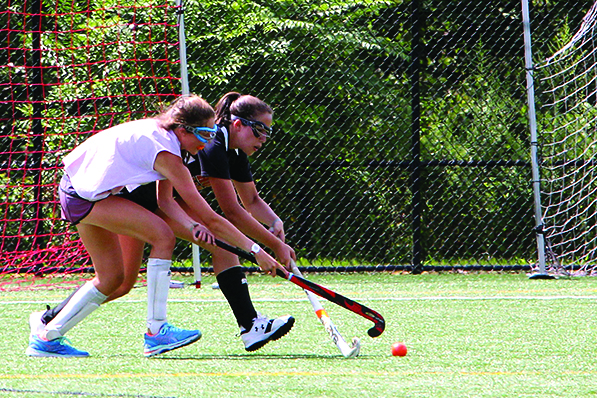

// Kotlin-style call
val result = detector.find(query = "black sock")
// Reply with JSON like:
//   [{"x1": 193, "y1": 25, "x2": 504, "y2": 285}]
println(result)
[
  {"x1": 41, "y1": 286, "x2": 80, "y2": 324},
  {"x1": 216, "y1": 266, "x2": 258, "y2": 330}
]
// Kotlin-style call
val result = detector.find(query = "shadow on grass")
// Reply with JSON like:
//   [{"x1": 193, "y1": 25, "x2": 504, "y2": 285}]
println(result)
[
  {"x1": 151, "y1": 353, "x2": 372, "y2": 360},
  {"x1": 0, "y1": 386, "x2": 176, "y2": 398}
]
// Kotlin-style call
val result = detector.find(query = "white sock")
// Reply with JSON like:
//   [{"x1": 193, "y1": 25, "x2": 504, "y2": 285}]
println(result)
[
  {"x1": 45, "y1": 280, "x2": 107, "y2": 340},
  {"x1": 147, "y1": 258, "x2": 171, "y2": 335}
]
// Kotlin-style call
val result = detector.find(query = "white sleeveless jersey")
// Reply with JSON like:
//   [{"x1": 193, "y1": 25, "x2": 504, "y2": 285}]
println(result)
[{"x1": 63, "y1": 119, "x2": 181, "y2": 201}]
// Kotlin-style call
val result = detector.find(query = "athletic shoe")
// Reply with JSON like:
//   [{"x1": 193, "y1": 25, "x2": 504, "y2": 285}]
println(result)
[
  {"x1": 25, "y1": 335, "x2": 89, "y2": 358},
  {"x1": 143, "y1": 323, "x2": 201, "y2": 357},
  {"x1": 28, "y1": 311, "x2": 45, "y2": 339},
  {"x1": 240, "y1": 313, "x2": 295, "y2": 352},
  {"x1": 169, "y1": 280, "x2": 184, "y2": 289}
]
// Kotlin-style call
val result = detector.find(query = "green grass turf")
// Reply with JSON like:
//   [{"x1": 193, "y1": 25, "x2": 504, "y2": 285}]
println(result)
[{"x1": 1, "y1": 272, "x2": 597, "y2": 397}]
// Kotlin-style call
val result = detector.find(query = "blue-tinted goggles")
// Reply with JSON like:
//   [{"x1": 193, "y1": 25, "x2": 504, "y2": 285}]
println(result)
[
  {"x1": 180, "y1": 124, "x2": 218, "y2": 143},
  {"x1": 232, "y1": 116, "x2": 272, "y2": 139}
]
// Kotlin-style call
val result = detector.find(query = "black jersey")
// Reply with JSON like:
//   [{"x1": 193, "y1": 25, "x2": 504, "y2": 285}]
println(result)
[{"x1": 192, "y1": 125, "x2": 253, "y2": 183}]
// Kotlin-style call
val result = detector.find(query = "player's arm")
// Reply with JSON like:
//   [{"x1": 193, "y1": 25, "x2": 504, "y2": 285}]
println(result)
[
  {"x1": 153, "y1": 151, "x2": 282, "y2": 275},
  {"x1": 210, "y1": 177, "x2": 295, "y2": 266},
  {"x1": 234, "y1": 180, "x2": 285, "y2": 241},
  {"x1": 155, "y1": 178, "x2": 214, "y2": 246}
]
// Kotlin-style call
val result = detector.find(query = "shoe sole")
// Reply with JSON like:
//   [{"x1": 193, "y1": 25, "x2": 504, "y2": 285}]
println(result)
[
  {"x1": 245, "y1": 317, "x2": 295, "y2": 352},
  {"x1": 144, "y1": 332, "x2": 202, "y2": 358},
  {"x1": 25, "y1": 347, "x2": 89, "y2": 358}
]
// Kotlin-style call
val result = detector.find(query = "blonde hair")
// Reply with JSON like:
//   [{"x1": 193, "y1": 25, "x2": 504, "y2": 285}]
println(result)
[{"x1": 156, "y1": 94, "x2": 215, "y2": 130}]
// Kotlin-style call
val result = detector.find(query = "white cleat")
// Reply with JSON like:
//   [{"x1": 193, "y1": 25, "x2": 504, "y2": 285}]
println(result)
[{"x1": 241, "y1": 313, "x2": 295, "y2": 352}]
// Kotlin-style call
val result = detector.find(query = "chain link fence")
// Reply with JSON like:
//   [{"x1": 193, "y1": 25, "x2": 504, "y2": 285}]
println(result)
[
  {"x1": 1, "y1": 0, "x2": 594, "y2": 272},
  {"x1": 177, "y1": 0, "x2": 594, "y2": 269}
]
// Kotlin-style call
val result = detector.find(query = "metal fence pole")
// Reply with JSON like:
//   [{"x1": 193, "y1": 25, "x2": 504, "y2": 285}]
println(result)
[
  {"x1": 176, "y1": 0, "x2": 190, "y2": 96},
  {"x1": 410, "y1": 0, "x2": 424, "y2": 273}
]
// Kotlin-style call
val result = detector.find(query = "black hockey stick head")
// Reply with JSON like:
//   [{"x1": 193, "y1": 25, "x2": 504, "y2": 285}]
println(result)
[
  {"x1": 358, "y1": 304, "x2": 385, "y2": 337},
  {"x1": 367, "y1": 319, "x2": 385, "y2": 338}
]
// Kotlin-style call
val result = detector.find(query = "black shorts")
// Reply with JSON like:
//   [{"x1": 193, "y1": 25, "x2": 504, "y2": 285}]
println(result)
[{"x1": 118, "y1": 183, "x2": 159, "y2": 212}]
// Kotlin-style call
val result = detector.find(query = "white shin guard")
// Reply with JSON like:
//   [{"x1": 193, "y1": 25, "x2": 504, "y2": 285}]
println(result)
[
  {"x1": 146, "y1": 258, "x2": 172, "y2": 334},
  {"x1": 45, "y1": 280, "x2": 107, "y2": 341}
]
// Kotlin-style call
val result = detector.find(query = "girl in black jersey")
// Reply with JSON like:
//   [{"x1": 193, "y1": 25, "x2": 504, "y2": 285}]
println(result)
[
  {"x1": 33, "y1": 93, "x2": 296, "y2": 352},
  {"x1": 180, "y1": 92, "x2": 297, "y2": 351}
]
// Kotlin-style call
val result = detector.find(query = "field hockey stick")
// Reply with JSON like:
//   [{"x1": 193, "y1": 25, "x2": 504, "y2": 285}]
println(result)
[
  {"x1": 214, "y1": 239, "x2": 386, "y2": 338},
  {"x1": 289, "y1": 259, "x2": 360, "y2": 358}
]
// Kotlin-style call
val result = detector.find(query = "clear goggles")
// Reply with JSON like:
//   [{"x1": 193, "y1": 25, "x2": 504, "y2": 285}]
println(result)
[{"x1": 231, "y1": 116, "x2": 272, "y2": 139}]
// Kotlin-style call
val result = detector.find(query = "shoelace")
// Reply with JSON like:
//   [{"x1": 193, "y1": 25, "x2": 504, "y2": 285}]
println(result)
[
  {"x1": 161, "y1": 324, "x2": 190, "y2": 334},
  {"x1": 254, "y1": 312, "x2": 268, "y2": 322},
  {"x1": 55, "y1": 336, "x2": 75, "y2": 346}
]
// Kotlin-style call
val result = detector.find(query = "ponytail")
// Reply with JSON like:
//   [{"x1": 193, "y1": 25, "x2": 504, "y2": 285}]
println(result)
[
  {"x1": 214, "y1": 92, "x2": 242, "y2": 127},
  {"x1": 214, "y1": 92, "x2": 273, "y2": 128}
]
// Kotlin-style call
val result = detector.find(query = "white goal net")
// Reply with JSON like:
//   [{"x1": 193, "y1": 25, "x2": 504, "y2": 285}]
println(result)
[{"x1": 538, "y1": 1, "x2": 597, "y2": 275}]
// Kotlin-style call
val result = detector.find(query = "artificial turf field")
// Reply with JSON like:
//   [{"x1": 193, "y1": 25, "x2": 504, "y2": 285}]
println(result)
[{"x1": 1, "y1": 271, "x2": 597, "y2": 397}]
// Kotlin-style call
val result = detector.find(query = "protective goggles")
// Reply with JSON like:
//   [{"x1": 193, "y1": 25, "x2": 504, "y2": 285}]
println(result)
[
  {"x1": 232, "y1": 116, "x2": 272, "y2": 139},
  {"x1": 180, "y1": 124, "x2": 218, "y2": 143}
]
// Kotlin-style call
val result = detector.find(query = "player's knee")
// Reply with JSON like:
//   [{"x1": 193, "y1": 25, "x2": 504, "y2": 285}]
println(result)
[
  {"x1": 108, "y1": 281, "x2": 133, "y2": 301},
  {"x1": 149, "y1": 225, "x2": 176, "y2": 254},
  {"x1": 96, "y1": 269, "x2": 125, "y2": 295},
  {"x1": 110, "y1": 269, "x2": 125, "y2": 289},
  {"x1": 122, "y1": 277, "x2": 136, "y2": 295}
]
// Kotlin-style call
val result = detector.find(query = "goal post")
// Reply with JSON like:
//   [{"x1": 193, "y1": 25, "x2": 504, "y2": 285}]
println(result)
[
  {"x1": 173, "y1": 0, "x2": 202, "y2": 287},
  {"x1": 521, "y1": 0, "x2": 552, "y2": 279},
  {"x1": 535, "y1": 1, "x2": 597, "y2": 276}
]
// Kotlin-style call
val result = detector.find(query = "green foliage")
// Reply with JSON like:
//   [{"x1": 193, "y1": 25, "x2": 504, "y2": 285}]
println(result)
[
  {"x1": 181, "y1": 1, "x2": 414, "y2": 263},
  {"x1": 181, "y1": 0, "x2": 543, "y2": 264}
]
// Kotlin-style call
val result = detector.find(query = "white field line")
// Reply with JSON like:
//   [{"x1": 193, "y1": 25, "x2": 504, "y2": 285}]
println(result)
[{"x1": 3, "y1": 295, "x2": 597, "y2": 305}]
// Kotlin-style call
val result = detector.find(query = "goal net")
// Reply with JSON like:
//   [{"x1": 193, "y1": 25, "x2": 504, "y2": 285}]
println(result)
[
  {"x1": 538, "y1": 2, "x2": 597, "y2": 275},
  {"x1": 1, "y1": 0, "x2": 181, "y2": 288}
]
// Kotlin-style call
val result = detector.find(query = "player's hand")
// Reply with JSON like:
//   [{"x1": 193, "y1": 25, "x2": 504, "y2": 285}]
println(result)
[
  {"x1": 254, "y1": 250, "x2": 285, "y2": 277},
  {"x1": 269, "y1": 219, "x2": 285, "y2": 242},
  {"x1": 192, "y1": 223, "x2": 215, "y2": 246},
  {"x1": 272, "y1": 242, "x2": 296, "y2": 270}
]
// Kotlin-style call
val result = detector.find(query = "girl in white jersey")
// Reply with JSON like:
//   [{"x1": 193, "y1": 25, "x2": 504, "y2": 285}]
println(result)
[{"x1": 26, "y1": 94, "x2": 284, "y2": 358}]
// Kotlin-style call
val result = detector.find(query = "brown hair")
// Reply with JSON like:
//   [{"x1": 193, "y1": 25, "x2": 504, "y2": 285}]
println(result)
[
  {"x1": 214, "y1": 92, "x2": 273, "y2": 127},
  {"x1": 155, "y1": 94, "x2": 215, "y2": 131}
]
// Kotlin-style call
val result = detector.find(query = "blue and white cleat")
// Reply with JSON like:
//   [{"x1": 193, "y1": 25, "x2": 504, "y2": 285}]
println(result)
[
  {"x1": 143, "y1": 323, "x2": 201, "y2": 357},
  {"x1": 26, "y1": 335, "x2": 89, "y2": 357}
]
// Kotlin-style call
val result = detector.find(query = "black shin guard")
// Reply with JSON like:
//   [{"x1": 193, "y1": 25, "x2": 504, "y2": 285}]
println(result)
[{"x1": 216, "y1": 266, "x2": 258, "y2": 330}]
